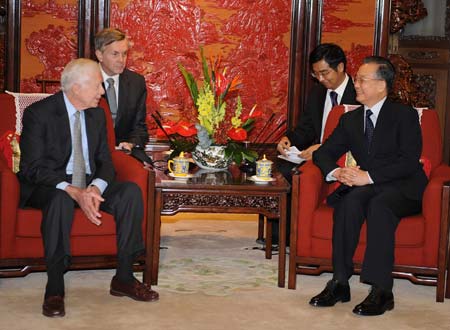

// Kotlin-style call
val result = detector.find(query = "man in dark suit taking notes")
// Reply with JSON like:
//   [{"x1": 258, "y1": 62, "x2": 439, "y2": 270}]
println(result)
[
  {"x1": 310, "y1": 56, "x2": 427, "y2": 316},
  {"x1": 18, "y1": 58, "x2": 158, "y2": 318},
  {"x1": 272, "y1": 43, "x2": 358, "y2": 247}
]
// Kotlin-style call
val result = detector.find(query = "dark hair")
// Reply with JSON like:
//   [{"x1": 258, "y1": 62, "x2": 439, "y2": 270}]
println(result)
[
  {"x1": 363, "y1": 56, "x2": 396, "y2": 92},
  {"x1": 309, "y1": 43, "x2": 347, "y2": 71},
  {"x1": 94, "y1": 28, "x2": 127, "y2": 52}
]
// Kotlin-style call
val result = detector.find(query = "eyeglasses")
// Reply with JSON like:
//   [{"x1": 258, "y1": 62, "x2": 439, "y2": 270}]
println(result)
[
  {"x1": 353, "y1": 76, "x2": 383, "y2": 84},
  {"x1": 311, "y1": 69, "x2": 333, "y2": 79}
]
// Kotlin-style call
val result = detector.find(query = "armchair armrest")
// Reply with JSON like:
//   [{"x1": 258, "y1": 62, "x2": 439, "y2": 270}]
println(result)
[
  {"x1": 111, "y1": 151, "x2": 148, "y2": 191},
  {"x1": 0, "y1": 154, "x2": 20, "y2": 258},
  {"x1": 421, "y1": 164, "x2": 450, "y2": 263},
  {"x1": 298, "y1": 161, "x2": 325, "y2": 211}
]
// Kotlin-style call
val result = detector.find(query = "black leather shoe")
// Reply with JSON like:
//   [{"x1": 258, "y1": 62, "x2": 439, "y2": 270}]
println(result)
[
  {"x1": 353, "y1": 286, "x2": 394, "y2": 316},
  {"x1": 42, "y1": 295, "x2": 65, "y2": 317},
  {"x1": 309, "y1": 279, "x2": 350, "y2": 307}
]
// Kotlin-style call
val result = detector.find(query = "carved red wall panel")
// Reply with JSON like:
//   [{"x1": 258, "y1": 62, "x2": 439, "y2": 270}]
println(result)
[
  {"x1": 111, "y1": 0, "x2": 291, "y2": 142},
  {"x1": 321, "y1": 0, "x2": 376, "y2": 76},
  {"x1": 20, "y1": 0, "x2": 78, "y2": 93}
]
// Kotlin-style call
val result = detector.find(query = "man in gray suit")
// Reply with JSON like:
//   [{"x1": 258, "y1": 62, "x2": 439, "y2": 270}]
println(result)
[{"x1": 95, "y1": 28, "x2": 149, "y2": 151}]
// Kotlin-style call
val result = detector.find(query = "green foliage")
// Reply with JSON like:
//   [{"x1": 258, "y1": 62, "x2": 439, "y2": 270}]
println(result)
[
  {"x1": 178, "y1": 63, "x2": 199, "y2": 104},
  {"x1": 225, "y1": 142, "x2": 258, "y2": 165}
]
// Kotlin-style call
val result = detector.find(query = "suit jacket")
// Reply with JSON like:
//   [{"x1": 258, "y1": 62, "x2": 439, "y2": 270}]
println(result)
[
  {"x1": 18, "y1": 91, "x2": 115, "y2": 207},
  {"x1": 313, "y1": 100, "x2": 428, "y2": 201},
  {"x1": 287, "y1": 78, "x2": 358, "y2": 150},
  {"x1": 104, "y1": 68, "x2": 149, "y2": 148}
]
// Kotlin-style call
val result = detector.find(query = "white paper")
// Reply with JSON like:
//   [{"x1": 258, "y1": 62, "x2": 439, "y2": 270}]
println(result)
[{"x1": 277, "y1": 146, "x2": 306, "y2": 164}]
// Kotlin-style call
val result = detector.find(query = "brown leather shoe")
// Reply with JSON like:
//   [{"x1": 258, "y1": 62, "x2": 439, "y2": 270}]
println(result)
[
  {"x1": 110, "y1": 276, "x2": 159, "y2": 302},
  {"x1": 42, "y1": 295, "x2": 65, "y2": 317}
]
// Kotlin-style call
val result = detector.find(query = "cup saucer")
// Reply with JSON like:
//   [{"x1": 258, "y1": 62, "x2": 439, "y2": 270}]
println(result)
[
  {"x1": 168, "y1": 173, "x2": 194, "y2": 180},
  {"x1": 248, "y1": 175, "x2": 276, "y2": 184}
]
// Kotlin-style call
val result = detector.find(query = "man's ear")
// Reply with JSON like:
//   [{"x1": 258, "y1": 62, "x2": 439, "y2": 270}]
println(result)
[
  {"x1": 337, "y1": 62, "x2": 345, "y2": 73},
  {"x1": 95, "y1": 49, "x2": 103, "y2": 62}
]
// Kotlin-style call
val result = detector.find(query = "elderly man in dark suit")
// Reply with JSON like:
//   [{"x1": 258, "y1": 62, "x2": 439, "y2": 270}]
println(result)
[
  {"x1": 18, "y1": 58, "x2": 158, "y2": 318},
  {"x1": 94, "y1": 28, "x2": 149, "y2": 151},
  {"x1": 310, "y1": 56, "x2": 427, "y2": 316}
]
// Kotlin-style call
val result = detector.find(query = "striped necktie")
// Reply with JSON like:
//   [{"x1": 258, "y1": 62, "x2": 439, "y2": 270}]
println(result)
[
  {"x1": 106, "y1": 78, "x2": 118, "y2": 124},
  {"x1": 72, "y1": 111, "x2": 86, "y2": 188}
]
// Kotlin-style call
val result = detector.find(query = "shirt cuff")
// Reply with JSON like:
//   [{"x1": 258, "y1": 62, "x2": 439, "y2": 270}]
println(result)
[
  {"x1": 90, "y1": 178, "x2": 108, "y2": 195},
  {"x1": 367, "y1": 172, "x2": 374, "y2": 184},
  {"x1": 57, "y1": 181, "x2": 70, "y2": 191},
  {"x1": 326, "y1": 168, "x2": 339, "y2": 182}
]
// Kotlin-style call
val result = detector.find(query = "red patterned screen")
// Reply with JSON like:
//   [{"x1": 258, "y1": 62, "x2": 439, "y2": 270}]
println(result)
[
  {"x1": 20, "y1": 0, "x2": 78, "y2": 93},
  {"x1": 321, "y1": 0, "x2": 376, "y2": 76},
  {"x1": 111, "y1": 0, "x2": 291, "y2": 142}
]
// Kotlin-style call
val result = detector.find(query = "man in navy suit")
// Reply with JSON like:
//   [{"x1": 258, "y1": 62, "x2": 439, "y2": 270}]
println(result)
[
  {"x1": 94, "y1": 28, "x2": 149, "y2": 151},
  {"x1": 18, "y1": 59, "x2": 158, "y2": 318},
  {"x1": 310, "y1": 56, "x2": 427, "y2": 315},
  {"x1": 271, "y1": 43, "x2": 358, "y2": 247}
]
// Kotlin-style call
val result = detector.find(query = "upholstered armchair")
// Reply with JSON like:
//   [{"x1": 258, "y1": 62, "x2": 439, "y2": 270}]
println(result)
[
  {"x1": 288, "y1": 105, "x2": 450, "y2": 302},
  {"x1": 0, "y1": 93, "x2": 154, "y2": 283}
]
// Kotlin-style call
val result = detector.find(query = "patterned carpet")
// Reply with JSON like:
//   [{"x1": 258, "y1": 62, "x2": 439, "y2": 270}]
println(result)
[{"x1": 157, "y1": 219, "x2": 279, "y2": 296}]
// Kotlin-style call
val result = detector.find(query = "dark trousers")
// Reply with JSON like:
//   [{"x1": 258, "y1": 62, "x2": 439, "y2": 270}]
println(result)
[
  {"x1": 26, "y1": 181, "x2": 144, "y2": 296},
  {"x1": 331, "y1": 184, "x2": 421, "y2": 290}
]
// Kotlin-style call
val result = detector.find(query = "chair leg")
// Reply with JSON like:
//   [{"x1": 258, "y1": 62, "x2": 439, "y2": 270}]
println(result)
[{"x1": 446, "y1": 261, "x2": 450, "y2": 299}]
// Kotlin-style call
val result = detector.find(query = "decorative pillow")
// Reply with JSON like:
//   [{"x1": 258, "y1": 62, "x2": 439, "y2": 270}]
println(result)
[{"x1": 0, "y1": 130, "x2": 20, "y2": 173}]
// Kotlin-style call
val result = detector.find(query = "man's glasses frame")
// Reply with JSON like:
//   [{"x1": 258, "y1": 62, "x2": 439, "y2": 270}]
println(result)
[{"x1": 310, "y1": 68, "x2": 334, "y2": 79}]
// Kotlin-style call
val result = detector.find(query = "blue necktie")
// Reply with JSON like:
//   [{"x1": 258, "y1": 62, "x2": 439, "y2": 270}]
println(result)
[
  {"x1": 365, "y1": 109, "x2": 374, "y2": 147},
  {"x1": 330, "y1": 91, "x2": 338, "y2": 107}
]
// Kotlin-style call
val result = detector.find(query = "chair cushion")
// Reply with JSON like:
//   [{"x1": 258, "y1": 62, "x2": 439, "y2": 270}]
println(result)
[{"x1": 16, "y1": 209, "x2": 117, "y2": 238}]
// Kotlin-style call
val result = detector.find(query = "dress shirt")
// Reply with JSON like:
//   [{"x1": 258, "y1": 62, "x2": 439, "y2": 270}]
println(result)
[
  {"x1": 100, "y1": 65, "x2": 119, "y2": 105},
  {"x1": 320, "y1": 74, "x2": 350, "y2": 142},
  {"x1": 325, "y1": 97, "x2": 387, "y2": 184},
  {"x1": 56, "y1": 93, "x2": 107, "y2": 194}
]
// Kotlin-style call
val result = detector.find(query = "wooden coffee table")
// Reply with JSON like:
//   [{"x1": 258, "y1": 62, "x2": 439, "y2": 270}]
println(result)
[{"x1": 145, "y1": 161, "x2": 290, "y2": 288}]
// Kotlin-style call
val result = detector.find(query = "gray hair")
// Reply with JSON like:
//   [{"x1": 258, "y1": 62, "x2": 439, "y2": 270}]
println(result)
[
  {"x1": 60, "y1": 58, "x2": 99, "y2": 92},
  {"x1": 94, "y1": 28, "x2": 129, "y2": 52}
]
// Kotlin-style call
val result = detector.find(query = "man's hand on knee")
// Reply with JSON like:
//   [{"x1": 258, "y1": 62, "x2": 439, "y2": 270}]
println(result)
[{"x1": 65, "y1": 185, "x2": 104, "y2": 226}]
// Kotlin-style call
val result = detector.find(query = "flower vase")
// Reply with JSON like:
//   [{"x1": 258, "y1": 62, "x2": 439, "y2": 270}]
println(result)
[{"x1": 192, "y1": 145, "x2": 231, "y2": 171}]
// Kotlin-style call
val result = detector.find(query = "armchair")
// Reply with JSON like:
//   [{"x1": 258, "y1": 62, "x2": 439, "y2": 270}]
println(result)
[
  {"x1": 0, "y1": 93, "x2": 154, "y2": 284},
  {"x1": 288, "y1": 106, "x2": 450, "y2": 302}
]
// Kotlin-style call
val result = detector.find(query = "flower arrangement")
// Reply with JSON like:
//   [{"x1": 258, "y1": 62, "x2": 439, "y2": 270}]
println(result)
[{"x1": 157, "y1": 48, "x2": 259, "y2": 165}]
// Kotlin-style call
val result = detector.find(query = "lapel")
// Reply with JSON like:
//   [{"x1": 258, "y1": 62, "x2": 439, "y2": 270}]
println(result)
[
  {"x1": 84, "y1": 108, "x2": 97, "y2": 170},
  {"x1": 117, "y1": 70, "x2": 129, "y2": 124},
  {"x1": 54, "y1": 92, "x2": 72, "y2": 160},
  {"x1": 316, "y1": 86, "x2": 327, "y2": 132},
  {"x1": 367, "y1": 100, "x2": 392, "y2": 156}
]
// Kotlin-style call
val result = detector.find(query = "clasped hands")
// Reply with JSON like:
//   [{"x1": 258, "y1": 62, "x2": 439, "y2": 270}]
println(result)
[
  {"x1": 334, "y1": 166, "x2": 370, "y2": 186},
  {"x1": 66, "y1": 185, "x2": 104, "y2": 226}
]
